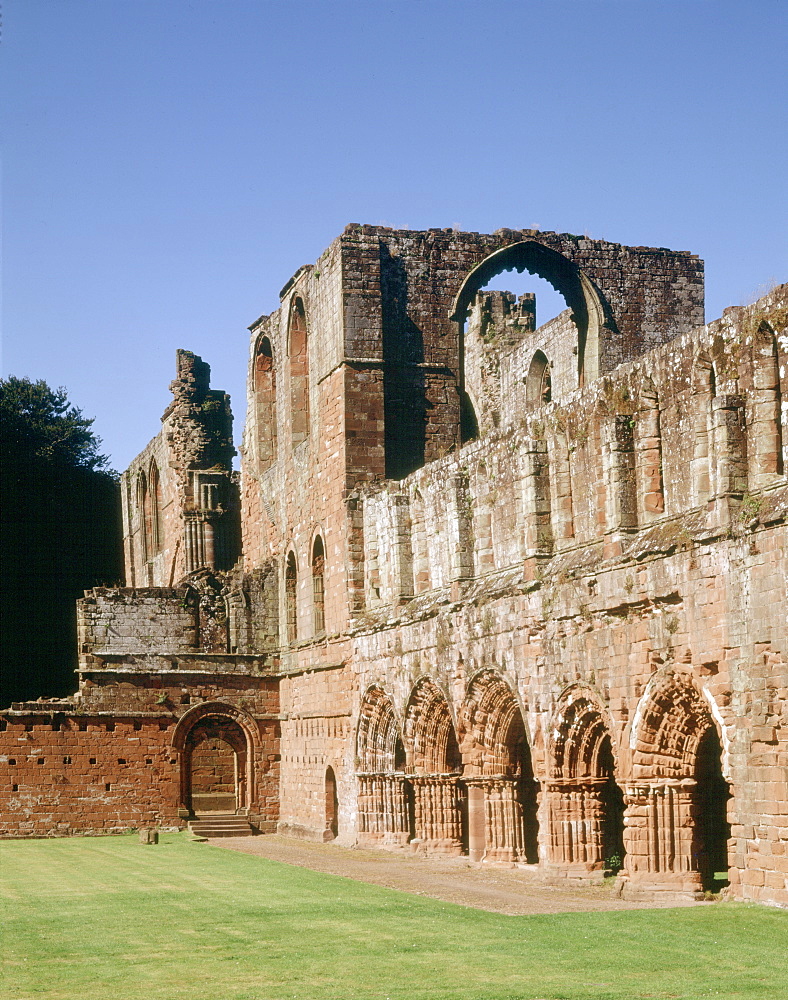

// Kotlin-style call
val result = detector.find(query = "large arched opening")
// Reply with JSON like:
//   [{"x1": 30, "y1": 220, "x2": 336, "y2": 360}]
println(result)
[
  {"x1": 629, "y1": 673, "x2": 731, "y2": 894},
  {"x1": 172, "y1": 703, "x2": 258, "y2": 820},
  {"x1": 451, "y1": 240, "x2": 611, "y2": 396},
  {"x1": 184, "y1": 716, "x2": 248, "y2": 815}
]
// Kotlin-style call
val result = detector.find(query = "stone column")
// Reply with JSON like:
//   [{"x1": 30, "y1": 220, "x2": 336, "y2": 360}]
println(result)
[
  {"x1": 623, "y1": 780, "x2": 702, "y2": 896},
  {"x1": 546, "y1": 777, "x2": 608, "y2": 870},
  {"x1": 483, "y1": 777, "x2": 525, "y2": 862},
  {"x1": 410, "y1": 775, "x2": 463, "y2": 855},
  {"x1": 356, "y1": 773, "x2": 409, "y2": 847}
]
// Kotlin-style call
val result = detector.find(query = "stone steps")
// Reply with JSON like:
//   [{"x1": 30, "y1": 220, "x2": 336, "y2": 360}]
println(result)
[{"x1": 188, "y1": 814, "x2": 255, "y2": 838}]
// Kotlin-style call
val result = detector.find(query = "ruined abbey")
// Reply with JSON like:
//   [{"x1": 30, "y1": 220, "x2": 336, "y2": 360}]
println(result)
[{"x1": 2, "y1": 226, "x2": 787, "y2": 907}]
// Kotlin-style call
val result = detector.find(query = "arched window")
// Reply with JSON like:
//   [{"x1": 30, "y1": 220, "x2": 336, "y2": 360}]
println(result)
[
  {"x1": 254, "y1": 336, "x2": 277, "y2": 471},
  {"x1": 526, "y1": 351, "x2": 551, "y2": 406},
  {"x1": 285, "y1": 552, "x2": 298, "y2": 645},
  {"x1": 137, "y1": 471, "x2": 149, "y2": 562},
  {"x1": 460, "y1": 390, "x2": 479, "y2": 443},
  {"x1": 312, "y1": 535, "x2": 325, "y2": 636},
  {"x1": 148, "y1": 461, "x2": 163, "y2": 553},
  {"x1": 288, "y1": 298, "x2": 309, "y2": 446}
]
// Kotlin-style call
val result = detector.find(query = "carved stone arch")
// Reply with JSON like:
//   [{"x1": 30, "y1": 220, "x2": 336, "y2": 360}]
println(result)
[
  {"x1": 629, "y1": 669, "x2": 719, "y2": 778},
  {"x1": 355, "y1": 686, "x2": 410, "y2": 847},
  {"x1": 549, "y1": 684, "x2": 619, "y2": 780},
  {"x1": 404, "y1": 677, "x2": 461, "y2": 775},
  {"x1": 450, "y1": 240, "x2": 614, "y2": 387},
  {"x1": 356, "y1": 685, "x2": 405, "y2": 773},
  {"x1": 172, "y1": 701, "x2": 259, "y2": 817},
  {"x1": 460, "y1": 668, "x2": 539, "y2": 863},
  {"x1": 627, "y1": 669, "x2": 730, "y2": 890},
  {"x1": 547, "y1": 684, "x2": 625, "y2": 872},
  {"x1": 460, "y1": 668, "x2": 532, "y2": 778}
]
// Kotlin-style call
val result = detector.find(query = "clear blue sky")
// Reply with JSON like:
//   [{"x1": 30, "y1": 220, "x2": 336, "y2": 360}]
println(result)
[{"x1": 3, "y1": 0, "x2": 786, "y2": 472}]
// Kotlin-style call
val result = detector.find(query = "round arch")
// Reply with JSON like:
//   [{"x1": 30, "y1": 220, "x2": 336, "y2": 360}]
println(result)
[
  {"x1": 449, "y1": 240, "x2": 612, "y2": 385},
  {"x1": 172, "y1": 701, "x2": 260, "y2": 817}
]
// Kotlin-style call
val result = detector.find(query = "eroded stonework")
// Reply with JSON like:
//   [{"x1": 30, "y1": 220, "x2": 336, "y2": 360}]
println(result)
[{"x1": 2, "y1": 225, "x2": 786, "y2": 907}]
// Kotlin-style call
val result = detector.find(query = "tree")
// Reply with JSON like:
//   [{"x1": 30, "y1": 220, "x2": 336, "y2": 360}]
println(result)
[
  {"x1": 1, "y1": 377, "x2": 122, "y2": 705},
  {"x1": 0, "y1": 376, "x2": 112, "y2": 472}
]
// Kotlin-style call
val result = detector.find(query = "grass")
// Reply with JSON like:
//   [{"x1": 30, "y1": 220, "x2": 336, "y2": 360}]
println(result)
[{"x1": 1, "y1": 833, "x2": 786, "y2": 1000}]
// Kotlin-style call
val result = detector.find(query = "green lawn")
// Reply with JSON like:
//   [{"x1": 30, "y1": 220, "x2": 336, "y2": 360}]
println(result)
[{"x1": 1, "y1": 833, "x2": 786, "y2": 1000}]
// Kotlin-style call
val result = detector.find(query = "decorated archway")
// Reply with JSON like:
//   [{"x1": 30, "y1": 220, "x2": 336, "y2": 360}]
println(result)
[
  {"x1": 547, "y1": 687, "x2": 624, "y2": 873},
  {"x1": 403, "y1": 678, "x2": 463, "y2": 855},
  {"x1": 628, "y1": 672, "x2": 730, "y2": 893},
  {"x1": 172, "y1": 702, "x2": 259, "y2": 818},
  {"x1": 459, "y1": 670, "x2": 539, "y2": 862}
]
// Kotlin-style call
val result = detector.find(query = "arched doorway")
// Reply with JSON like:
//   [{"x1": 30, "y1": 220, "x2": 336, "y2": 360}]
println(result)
[
  {"x1": 185, "y1": 716, "x2": 248, "y2": 815},
  {"x1": 404, "y1": 678, "x2": 464, "y2": 855},
  {"x1": 355, "y1": 686, "x2": 409, "y2": 847},
  {"x1": 459, "y1": 670, "x2": 539, "y2": 863},
  {"x1": 548, "y1": 689, "x2": 625, "y2": 874},
  {"x1": 325, "y1": 766, "x2": 339, "y2": 840},
  {"x1": 628, "y1": 672, "x2": 731, "y2": 895}
]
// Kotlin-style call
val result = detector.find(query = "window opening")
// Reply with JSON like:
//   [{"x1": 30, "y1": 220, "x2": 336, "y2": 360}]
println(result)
[
  {"x1": 285, "y1": 552, "x2": 298, "y2": 644},
  {"x1": 312, "y1": 536, "x2": 326, "y2": 636}
]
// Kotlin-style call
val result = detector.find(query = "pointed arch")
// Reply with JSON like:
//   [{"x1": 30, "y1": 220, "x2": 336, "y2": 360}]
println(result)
[
  {"x1": 404, "y1": 678, "x2": 461, "y2": 775},
  {"x1": 253, "y1": 335, "x2": 277, "y2": 471},
  {"x1": 356, "y1": 686, "x2": 405, "y2": 773},
  {"x1": 136, "y1": 470, "x2": 149, "y2": 562},
  {"x1": 461, "y1": 669, "x2": 532, "y2": 778},
  {"x1": 548, "y1": 687, "x2": 625, "y2": 871},
  {"x1": 631, "y1": 671, "x2": 719, "y2": 778},
  {"x1": 148, "y1": 460, "x2": 163, "y2": 554},
  {"x1": 526, "y1": 350, "x2": 552, "y2": 407},
  {"x1": 288, "y1": 297, "x2": 309, "y2": 446},
  {"x1": 311, "y1": 534, "x2": 326, "y2": 636},
  {"x1": 450, "y1": 240, "x2": 613, "y2": 386},
  {"x1": 629, "y1": 671, "x2": 730, "y2": 891},
  {"x1": 285, "y1": 550, "x2": 298, "y2": 645}
]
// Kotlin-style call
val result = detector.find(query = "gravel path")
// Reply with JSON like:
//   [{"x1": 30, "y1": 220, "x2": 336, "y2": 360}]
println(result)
[{"x1": 206, "y1": 835, "x2": 696, "y2": 916}]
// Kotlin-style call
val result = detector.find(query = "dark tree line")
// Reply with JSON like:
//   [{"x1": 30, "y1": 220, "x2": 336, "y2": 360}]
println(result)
[{"x1": 1, "y1": 378, "x2": 123, "y2": 704}]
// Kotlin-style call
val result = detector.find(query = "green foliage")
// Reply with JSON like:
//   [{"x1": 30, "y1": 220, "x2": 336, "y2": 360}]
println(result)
[
  {"x1": 0, "y1": 376, "x2": 113, "y2": 474},
  {"x1": 1, "y1": 833, "x2": 787, "y2": 1000},
  {"x1": 1, "y1": 377, "x2": 121, "y2": 702}
]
